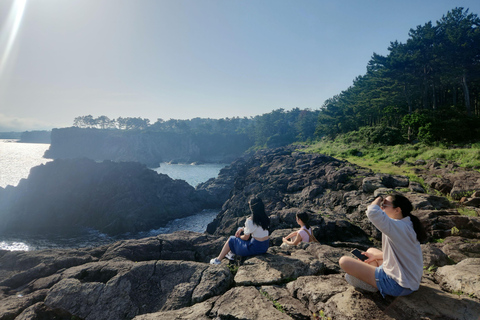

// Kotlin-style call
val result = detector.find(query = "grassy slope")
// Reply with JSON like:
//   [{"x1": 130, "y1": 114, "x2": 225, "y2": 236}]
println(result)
[{"x1": 303, "y1": 139, "x2": 480, "y2": 177}]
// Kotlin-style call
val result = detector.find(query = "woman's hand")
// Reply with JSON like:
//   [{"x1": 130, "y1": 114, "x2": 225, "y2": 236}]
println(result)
[
  {"x1": 235, "y1": 228, "x2": 244, "y2": 238},
  {"x1": 282, "y1": 237, "x2": 288, "y2": 243},
  {"x1": 372, "y1": 196, "x2": 383, "y2": 207},
  {"x1": 362, "y1": 251, "x2": 378, "y2": 264}
]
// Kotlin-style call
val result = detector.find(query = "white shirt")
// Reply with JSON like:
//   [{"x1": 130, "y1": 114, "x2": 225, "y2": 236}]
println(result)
[
  {"x1": 298, "y1": 227, "x2": 313, "y2": 243},
  {"x1": 366, "y1": 204, "x2": 423, "y2": 291},
  {"x1": 244, "y1": 218, "x2": 269, "y2": 238}
]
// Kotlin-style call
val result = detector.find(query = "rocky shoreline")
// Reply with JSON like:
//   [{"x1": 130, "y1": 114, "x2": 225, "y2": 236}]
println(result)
[{"x1": 1, "y1": 146, "x2": 480, "y2": 319}]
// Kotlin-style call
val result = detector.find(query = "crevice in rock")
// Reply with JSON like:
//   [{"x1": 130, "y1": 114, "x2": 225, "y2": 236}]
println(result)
[{"x1": 75, "y1": 268, "x2": 118, "y2": 284}]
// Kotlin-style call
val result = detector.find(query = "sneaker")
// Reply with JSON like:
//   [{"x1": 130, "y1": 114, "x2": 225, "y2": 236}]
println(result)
[
  {"x1": 345, "y1": 274, "x2": 378, "y2": 292},
  {"x1": 225, "y1": 251, "x2": 236, "y2": 261},
  {"x1": 210, "y1": 258, "x2": 221, "y2": 265}
]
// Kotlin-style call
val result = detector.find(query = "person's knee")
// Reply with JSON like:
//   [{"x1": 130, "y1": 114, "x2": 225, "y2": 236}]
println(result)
[{"x1": 339, "y1": 256, "x2": 349, "y2": 270}]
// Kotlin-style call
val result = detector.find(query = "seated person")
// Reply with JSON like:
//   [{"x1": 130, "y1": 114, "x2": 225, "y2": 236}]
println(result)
[{"x1": 282, "y1": 212, "x2": 316, "y2": 245}]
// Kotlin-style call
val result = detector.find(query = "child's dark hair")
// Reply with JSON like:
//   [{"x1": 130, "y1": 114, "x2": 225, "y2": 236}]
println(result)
[
  {"x1": 296, "y1": 212, "x2": 311, "y2": 229},
  {"x1": 390, "y1": 193, "x2": 427, "y2": 243},
  {"x1": 249, "y1": 196, "x2": 270, "y2": 230}
]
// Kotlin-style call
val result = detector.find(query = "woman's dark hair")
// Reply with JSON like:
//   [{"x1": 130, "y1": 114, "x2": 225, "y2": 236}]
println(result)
[
  {"x1": 390, "y1": 193, "x2": 427, "y2": 243},
  {"x1": 249, "y1": 196, "x2": 270, "y2": 230},
  {"x1": 296, "y1": 212, "x2": 311, "y2": 229}
]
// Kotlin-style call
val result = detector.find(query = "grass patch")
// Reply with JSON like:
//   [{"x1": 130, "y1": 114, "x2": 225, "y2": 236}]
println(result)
[
  {"x1": 304, "y1": 138, "x2": 480, "y2": 175},
  {"x1": 457, "y1": 207, "x2": 478, "y2": 217}
]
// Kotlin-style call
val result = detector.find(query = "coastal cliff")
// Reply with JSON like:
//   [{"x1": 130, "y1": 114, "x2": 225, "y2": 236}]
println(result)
[
  {"x1": 44, "y1": 127, "x2": 253, "y2": 166},
  {"x1": 0, "y1": 158, "x2": 225, "y2": 236},
  {"x1": 1, "y1": 146, "x2": 480, "y2": 319}
]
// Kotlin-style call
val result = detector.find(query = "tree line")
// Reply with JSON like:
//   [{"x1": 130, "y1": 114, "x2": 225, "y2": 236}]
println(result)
[
  {"x1": 316, "y1": 7, "x2": 480, "y2": 144},
  {"x1": 74, "y1": 8, "x2": 480, "y2": 147},
  {"x1": 73, "y1": 108, "x2": 320, "y2": 149}
]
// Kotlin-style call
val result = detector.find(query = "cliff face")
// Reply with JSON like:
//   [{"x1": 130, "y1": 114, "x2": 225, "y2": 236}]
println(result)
[{"x1": 44, "y1": 127, "x2": 253, "y2": 167}]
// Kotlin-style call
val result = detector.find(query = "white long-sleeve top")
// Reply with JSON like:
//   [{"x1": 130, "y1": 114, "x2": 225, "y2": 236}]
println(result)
[
  {"x1": 244, "y1": 218, "x2": 269, "y2": 238},
  {"x1": 366, "y1": 204, "x2": 423, "y2": 291}
]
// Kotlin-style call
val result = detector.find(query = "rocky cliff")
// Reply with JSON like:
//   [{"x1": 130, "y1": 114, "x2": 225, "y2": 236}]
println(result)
[
  {"x1": 44, "y1": 127, "x2": 253, "y2": 166},
  {"x1": 0, "y1": 158, "x2": 224, "y2": 236},
  {"x1": 1, "y1": 146, "x2": 480, "y2": 319}
]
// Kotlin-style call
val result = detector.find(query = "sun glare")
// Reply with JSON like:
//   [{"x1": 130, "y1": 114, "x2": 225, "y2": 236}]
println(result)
[{"x1": 0, "y1": 0, "x2": 27, "y2": 80}]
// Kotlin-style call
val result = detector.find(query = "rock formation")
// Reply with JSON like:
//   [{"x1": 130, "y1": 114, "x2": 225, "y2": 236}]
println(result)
[
  {"x1": 1, "y1": 146, "x2": 479, "y2": 319},
  {"x1": 0, "y1": 158, "x2": 224, "y2": 236}
]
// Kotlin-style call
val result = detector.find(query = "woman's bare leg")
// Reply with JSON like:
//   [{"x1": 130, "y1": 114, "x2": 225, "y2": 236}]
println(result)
[
  {"x1": 217, "y1": 240, "x2": 231, "y2": 260},
  {"x1": 339, "y1": 256, "x2": 377, "y2": 288}
]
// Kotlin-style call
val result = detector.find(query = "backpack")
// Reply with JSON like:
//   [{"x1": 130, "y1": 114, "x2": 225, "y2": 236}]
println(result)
[{"x1": 303, "y1": 228, "x2": 319, "y2": 243}]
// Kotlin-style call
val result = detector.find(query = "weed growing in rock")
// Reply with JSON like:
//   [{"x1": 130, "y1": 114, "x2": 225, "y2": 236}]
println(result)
[
  {"x1": 227, "y1": 263, "x2": 239, "y2": 276},
  {"x1": 451, "y1": 226, "x2": 460, "y2": 236},
  {"x1": 423, "y1": 265, "x2": 438, "y2": 274},
  {"x1": 312, "y1": 310, "x2": 332, "y2": 320},
  {"x1": 260, "y1": 290, "x2": 285, "y2": 313}
]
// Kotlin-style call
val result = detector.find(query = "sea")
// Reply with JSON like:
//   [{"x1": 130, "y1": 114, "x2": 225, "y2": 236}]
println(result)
[{"x1": 0, "y1": 139, "x2": 226, "y2": 251}]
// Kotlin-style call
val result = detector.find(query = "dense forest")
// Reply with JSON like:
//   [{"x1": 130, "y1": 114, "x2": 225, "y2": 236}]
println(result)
[
  {"x1": 73, "y1": 8, "x2": 480, "y2": 148},
  {"x1": 316, "y1": 7, "x2": 480, "y2": 144},
  {"x1": 73, "y1": 108, "x2": 320, "y2": 149}
]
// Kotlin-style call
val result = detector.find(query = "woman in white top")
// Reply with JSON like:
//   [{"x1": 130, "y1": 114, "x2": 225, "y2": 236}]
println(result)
[
  {"x1": 210, "y1": 197, "x2": 270, "y2": 265},
  {"x1": 339, "y1": 193, "x2": 427, "y2": 297},
  {"x1": 282, "y1": 212, "x2": 315, "y2": 245}
]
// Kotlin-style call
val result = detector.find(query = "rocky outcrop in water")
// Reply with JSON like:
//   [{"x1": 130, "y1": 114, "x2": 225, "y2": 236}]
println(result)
[
  {"x1": 0, "y1": 159, "x2": 223, "y2": 236},
  {"x1": 44, "y1": 127, "x2": 253, "y2": 166},
  {"x1": 1, "y1": 146, "x2": 480, "y2": 319}
]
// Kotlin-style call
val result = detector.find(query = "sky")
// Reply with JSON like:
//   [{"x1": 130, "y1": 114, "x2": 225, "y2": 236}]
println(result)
[{"x1": 0, "y1": 0, "x2": 479, "y2": 131}]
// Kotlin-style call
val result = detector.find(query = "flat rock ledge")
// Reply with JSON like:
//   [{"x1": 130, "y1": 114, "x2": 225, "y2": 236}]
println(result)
[{"x1": 1, "y1": 231, "x2": 480, "y2": 320}]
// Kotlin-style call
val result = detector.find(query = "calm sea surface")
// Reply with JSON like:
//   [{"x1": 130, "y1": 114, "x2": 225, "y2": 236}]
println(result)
[{"x1": 0, "y1": 140, "x2": 226, "y2": 251}]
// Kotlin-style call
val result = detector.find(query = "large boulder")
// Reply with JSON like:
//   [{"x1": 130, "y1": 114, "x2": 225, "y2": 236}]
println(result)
[
  {"x1": 44, "y1": 260, "x2": 232, "y2": 320},
  {"x1": 435, "y1": 258, "x2": 480, "y2": 298}
]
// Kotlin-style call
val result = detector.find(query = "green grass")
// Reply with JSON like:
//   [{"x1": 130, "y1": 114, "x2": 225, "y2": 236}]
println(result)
[
  {"x1": 457, "y1": 207, "x2": 478, "y2": 217},
  {"x1": 303, "y1": 139, "x2": 480, "y2": 176}
]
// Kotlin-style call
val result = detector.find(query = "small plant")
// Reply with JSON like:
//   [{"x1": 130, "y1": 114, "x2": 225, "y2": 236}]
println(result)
[
  {"x1": 313, "y1": 310, "x2": 332, "y2": 320},
  {"x1": 227, "y1": 263, "x2": 239, "y2": 276},
  {"x1": 451, "y1": 226, "x2": 460, "y2": 236},
  {"x1": 423, "y1": 265, "x2": 437, "y2": 273},
  {"x1": 261, "y1": 290, "x2": 285, "y2": 313},
  {"x1": 432, "y1": 238, "x2": 445, "y2": 243}
]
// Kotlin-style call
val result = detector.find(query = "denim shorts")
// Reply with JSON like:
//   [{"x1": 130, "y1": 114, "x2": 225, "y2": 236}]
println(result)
[
  {"x1": 228, "y1": 236, "x2": 269, "y2": 257},
  {"x1": 375, "y1": 265, "x2": 414, "y2": 298}
]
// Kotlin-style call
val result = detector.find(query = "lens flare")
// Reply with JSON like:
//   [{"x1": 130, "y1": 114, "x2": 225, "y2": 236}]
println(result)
[{"x1": 0, "y1": 0, "x2": 27, "y2": 80}]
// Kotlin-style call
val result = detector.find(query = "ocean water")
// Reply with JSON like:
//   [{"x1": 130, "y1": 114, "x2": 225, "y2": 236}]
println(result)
[
  {"x1": 0, "y1": 140, "x2": 226, "y2": 251},
  {"x1": 0, "y1": 139, "x2": 52, "y2": 188}
]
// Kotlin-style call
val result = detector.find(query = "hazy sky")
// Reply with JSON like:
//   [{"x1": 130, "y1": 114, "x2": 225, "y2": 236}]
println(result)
[{"x1": 1, "y1": 0, "x2": 479, "y2": 131}]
